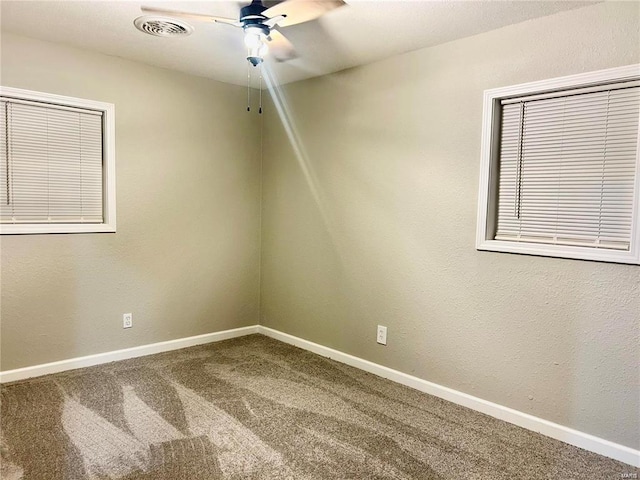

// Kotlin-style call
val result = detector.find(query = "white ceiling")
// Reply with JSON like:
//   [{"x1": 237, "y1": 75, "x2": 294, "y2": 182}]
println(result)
[{"x1": 1, "y1": 0, "x2": 596, "y2": 87}]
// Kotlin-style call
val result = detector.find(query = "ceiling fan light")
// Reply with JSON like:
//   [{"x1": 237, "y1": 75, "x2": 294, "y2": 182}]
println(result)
[
  {"x1": 244, "y1": 32, "x2": 263, "y2": 49},
  {"x1": 247, "y1": 43, "x2": 266, "y2": 65}
]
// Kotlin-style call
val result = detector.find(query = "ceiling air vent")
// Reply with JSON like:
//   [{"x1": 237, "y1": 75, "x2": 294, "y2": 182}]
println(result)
[{"x1": 134, "y1": 16, "x2": 194, "y2": 37}]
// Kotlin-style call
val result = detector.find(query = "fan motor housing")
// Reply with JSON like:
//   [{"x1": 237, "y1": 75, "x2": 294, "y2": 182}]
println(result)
[{"x1": 240, "y1": 0, "x2": 268, "y2": 22}]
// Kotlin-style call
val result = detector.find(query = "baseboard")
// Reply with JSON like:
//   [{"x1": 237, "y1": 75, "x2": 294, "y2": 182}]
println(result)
[
  {"x1": 258, "y1": 326, "x2": 640, "y2": 468},
  {"x1": 0, "y1": 325, "x2": 259, "y2": 384}
]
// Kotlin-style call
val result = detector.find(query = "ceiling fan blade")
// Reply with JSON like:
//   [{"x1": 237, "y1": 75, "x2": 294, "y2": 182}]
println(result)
[
  {"x1": 140, "y1": 6, "x2": 240, "y2": 26},
  {"x1": 267, "y1": 29, "x2": 297, "y2": 62},
  {"x1": 263, "y1": 0, "x2": 346, "y2": 28}
]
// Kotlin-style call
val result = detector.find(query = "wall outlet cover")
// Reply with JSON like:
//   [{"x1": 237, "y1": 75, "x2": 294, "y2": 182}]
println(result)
[{"x1": 377, "y1": 325, "x2": 387, "y2": 345}]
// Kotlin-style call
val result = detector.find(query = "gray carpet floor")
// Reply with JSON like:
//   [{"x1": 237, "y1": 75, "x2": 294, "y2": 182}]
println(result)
[{"x1": 1, "y1": 334, "x2": 637, "y2": 479}]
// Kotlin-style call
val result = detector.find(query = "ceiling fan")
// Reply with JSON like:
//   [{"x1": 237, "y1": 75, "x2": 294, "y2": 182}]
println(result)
[{"x1": 140, "y1": 0, "x2": 347, "y2": 67}]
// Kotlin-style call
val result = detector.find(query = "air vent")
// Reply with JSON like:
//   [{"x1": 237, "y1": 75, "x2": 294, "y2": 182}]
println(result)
[{"x1": 134, "y1": 16, "x2": 194, "y2": 37}]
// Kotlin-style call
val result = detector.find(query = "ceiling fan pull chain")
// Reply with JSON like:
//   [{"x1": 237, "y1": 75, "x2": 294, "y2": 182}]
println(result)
[
  {"x1": 247, "y1": 61, "x2": 251, "y2": 112},
  {"x1": 259, "y1": 64, "x2": 263, "y2": 114}
]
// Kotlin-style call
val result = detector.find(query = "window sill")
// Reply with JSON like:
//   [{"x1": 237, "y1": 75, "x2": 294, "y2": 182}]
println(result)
[
  {"x1": 476, "y1": 239, "x2": 640, "y2": 265},
  {"x1": 0, "y1": 223, "x2": 116, "y2": 235}
]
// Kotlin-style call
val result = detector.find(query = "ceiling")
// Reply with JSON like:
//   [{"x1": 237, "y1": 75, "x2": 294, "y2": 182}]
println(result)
[{"x1": 1, "y1": 0, "x2": 596, "y2": 87}]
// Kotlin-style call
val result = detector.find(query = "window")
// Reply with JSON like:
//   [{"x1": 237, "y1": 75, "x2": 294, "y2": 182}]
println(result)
[
  {"x1": 476, "y1": 65, "x2": 640, "y2": 265},
  {"x1": 0, "y1": 87, "x2": 115, "y2": 234}
]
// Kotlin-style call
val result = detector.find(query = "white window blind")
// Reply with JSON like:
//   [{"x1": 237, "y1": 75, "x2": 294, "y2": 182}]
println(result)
[
  {"x1": 0, "y1": 98, "x2": 104, "y2": 225},
  {"x1": 495, "y1": 83, "x2": 640, "y2": 251}
]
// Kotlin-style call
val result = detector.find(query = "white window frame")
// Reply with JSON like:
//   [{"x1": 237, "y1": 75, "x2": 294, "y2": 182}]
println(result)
[
  {"x1": 476, "y1": 64, "x2": 640, "y2": 265},
  {"x1": 0, "y1": 86, "x2": 116, "y2": 234}
]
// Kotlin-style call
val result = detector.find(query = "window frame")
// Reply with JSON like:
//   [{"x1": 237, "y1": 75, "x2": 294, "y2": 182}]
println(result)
[
  {"x1": 476, "y1": 64, "x2": 640, "y2": 265},
  {"x1": 0, "y1": 86, "x2": 116, "y2": 235}
]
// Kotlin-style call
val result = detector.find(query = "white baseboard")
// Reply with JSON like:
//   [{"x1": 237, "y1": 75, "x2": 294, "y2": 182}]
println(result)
[
  {"x1": 258, "y1": 326, "x2": 640, "y2": 468},
  {"x1": 0, "y1": 325, "x2": 259, "y2": 384}
]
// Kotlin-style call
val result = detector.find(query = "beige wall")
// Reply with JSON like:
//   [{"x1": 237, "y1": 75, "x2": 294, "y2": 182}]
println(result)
[
  {"x1": 0, "y1": 33, "x2": 262, "y2": 370},
  {"x1": 260, "y1": 1, "x2": 640, "y2": 449}
]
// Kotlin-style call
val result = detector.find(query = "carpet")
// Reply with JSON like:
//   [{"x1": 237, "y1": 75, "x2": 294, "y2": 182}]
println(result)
[{"x1": 0, "y1": 334, "x2": 636, "y2": 479}]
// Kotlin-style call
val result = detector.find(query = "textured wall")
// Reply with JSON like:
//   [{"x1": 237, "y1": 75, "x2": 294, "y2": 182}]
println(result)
[
  {"x1": 0, "y1": 33, "x2": 262, "y2": 370},
  {"x1": 260, "y1": 2, "x2": 640, "y2": 449}
]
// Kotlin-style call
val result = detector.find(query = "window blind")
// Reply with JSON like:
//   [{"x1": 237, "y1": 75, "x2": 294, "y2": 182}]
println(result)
[
  {"x1": 495, "y1": 84, "x2": 640, "y2": 250},
  {"x1": 0, "y1": 98, "x2": 104, "y2": 224}
]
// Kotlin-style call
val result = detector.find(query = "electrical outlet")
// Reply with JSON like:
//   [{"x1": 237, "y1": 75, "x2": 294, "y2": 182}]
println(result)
[
  {"x1": 123, "y1": 313, "x2": 133, "y2": 329},
  {"x1": 377, "y1": 325, "x2": 387, "y2": 345}
]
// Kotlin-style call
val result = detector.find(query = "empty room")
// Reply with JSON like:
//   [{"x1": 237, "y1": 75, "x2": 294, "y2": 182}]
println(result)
[{"x1": 0, "y1": 0, "x2": 638, "y2": 478}]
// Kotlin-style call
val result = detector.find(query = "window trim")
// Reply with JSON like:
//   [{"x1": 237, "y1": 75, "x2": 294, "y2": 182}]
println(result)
[
  {"x1": 0, "y1": 86, "x2": 116, "y2": 234},
  {"x1": 476, "y1": 64, "x2": 640, "y2": 265}
]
